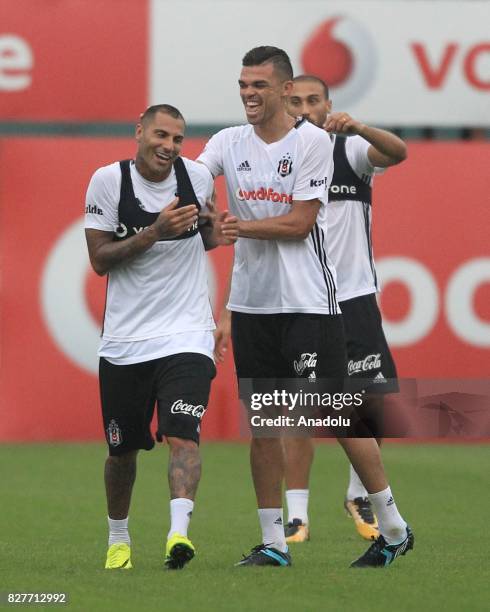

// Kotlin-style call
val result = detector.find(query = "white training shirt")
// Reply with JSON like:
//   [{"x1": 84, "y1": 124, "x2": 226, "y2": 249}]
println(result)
[
  {"x1": 327, "y1": 135, "x2": 384, "y2": 302},
  {"x1": 198, "y1": 122, "x2": 339, "y2": 314},
  {"x1": 84, "y1": 158, "x2": 215, "y2": 364}
]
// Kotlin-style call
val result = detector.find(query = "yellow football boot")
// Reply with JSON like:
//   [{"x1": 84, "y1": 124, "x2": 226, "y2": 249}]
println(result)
[
  {"x1": 344, "y1": 497, "x2": 380, "y2": 541},
  {"x1": 105, "y1": 543, "x2": 132, "y2": 569},
  {"x1": 285, "y1": 519, "x2": 310, "y2": 543},
  {"x1": 164, "y1": 533, "x2": 195, "y2": 569}
]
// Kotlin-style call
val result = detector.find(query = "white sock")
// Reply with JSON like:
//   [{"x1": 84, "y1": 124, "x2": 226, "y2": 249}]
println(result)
[
  {"x1": 168, "y1": 498, "x2": 194, "y2": 539},
  {"x1": 285, "y1": 489, "x2": 309, "y2": 524},
  {"x1": 258, "y1": 508, "x2": 287, "y2": 552},
  {"x1": 347, "y1": 465, "x2": 368, "y2": 500},
  {"x1": 108, "y1": 516, "x2": 130, "y2": 546},
  {"x1": 368, "y1": 487, "x2": 408, "y2": 544}
]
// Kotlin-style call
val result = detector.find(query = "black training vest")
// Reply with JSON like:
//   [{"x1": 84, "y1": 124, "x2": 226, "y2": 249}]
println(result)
[
  {"x1": 114, "y1": 157, "x2": 200, "y2": 241},
  {"x1": 329, "y1": 136, "x2": 372, "y2": 205}
]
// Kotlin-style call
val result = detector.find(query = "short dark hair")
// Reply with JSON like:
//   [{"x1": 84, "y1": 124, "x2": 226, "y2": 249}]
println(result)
[
  {"x1": 242, "y1": 46, "x2": 293, "y2": 81},
  {"x1": 140, "y1": 104, "x2": 185, "y2": 124},
  {"x1": 293, "y1": 75, "x2": 330, "y2": 100}
]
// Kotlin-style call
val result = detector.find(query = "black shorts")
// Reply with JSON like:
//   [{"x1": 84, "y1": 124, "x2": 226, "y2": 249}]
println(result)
[
  {"x1": 232, "y1": 312, "x2": 355, "y2": 436},
  {"x1": 99, "y1": 353, "x2": 216, "y2": 455},
  {"x1": 340, "y1": 293, "x2": 398, "y2": 394},
  {"x1": 231, "y1": 312, "x2": 347, "y2": 382}
]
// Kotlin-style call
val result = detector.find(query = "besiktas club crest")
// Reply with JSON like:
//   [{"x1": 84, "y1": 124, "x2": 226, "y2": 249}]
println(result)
[
  {"x1": 106, "y1": 419, "x2": 123, "y2": 446},
  {"x1": 277, "y1": 153, "x2": 293, "y2": 177}
]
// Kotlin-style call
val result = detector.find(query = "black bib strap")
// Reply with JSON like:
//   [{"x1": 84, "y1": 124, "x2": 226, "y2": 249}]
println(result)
[
  {"x1": 329, "y1": 137, "x2": 372, "y2": 205},
  {"x1": 174, "y1": 156, "x2": 201, "y2": 210},
  {"x1": 115, "y1": 158, "x2": 201, "y2": 242},
  {"x1": 294, "y1": 117, "x2": 307, "y2": 129},
  {"x1": 119, "y1": 159, "x2": 135, "y2": 202}
]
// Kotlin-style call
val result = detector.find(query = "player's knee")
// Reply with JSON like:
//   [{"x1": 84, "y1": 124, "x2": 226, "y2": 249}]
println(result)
[
  {"x1": 106, "y1": 449, "x2": 138, "y2": 465},
  {"x1": 167, "y1": 436, "x2": 199, "y2": 453},
  {"x1": 356, "y1": 395, "x2": 385, "y2": 438},
  {"x1": 251, "y1": 437, "x2": 283, "y2": 458},
  {"x1": 252, "y1": 437, "x2": 279, "y2": 446}
]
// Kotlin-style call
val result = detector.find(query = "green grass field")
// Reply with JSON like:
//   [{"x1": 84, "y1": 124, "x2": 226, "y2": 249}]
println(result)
[{"x1": 1, "y1": 443, "x2": 488, "y2": 611}]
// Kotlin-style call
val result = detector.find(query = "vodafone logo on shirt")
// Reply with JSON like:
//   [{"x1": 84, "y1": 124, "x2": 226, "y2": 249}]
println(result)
[{"x1": 236, "y1": 187, "x2": 292, "y2": 204}]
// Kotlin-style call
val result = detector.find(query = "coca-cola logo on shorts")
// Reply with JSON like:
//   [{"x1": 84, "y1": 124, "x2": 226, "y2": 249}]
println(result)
[
  {"x1": 170, "y1": 399, "x2": 206, "y2": 419},
  {"x1": 348, "y1": 354, "x2": 381, "y2": 375},
  {"x1": 294, "y1": 352, "x2": 318, "y2": 376}
]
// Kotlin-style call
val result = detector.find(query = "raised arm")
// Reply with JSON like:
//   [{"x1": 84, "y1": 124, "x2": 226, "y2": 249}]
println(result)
[{"x1": 325, "y1": 112, "x2": 407, "y2": 167}]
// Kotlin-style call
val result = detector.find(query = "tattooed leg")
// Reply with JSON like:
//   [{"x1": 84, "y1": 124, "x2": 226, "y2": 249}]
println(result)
[
  {"x1": 167, "y1": 437, "x2": 201, "y2": 500},
  {"x1": 105, "y1": 450, "x2": 138, "y2": 519}
]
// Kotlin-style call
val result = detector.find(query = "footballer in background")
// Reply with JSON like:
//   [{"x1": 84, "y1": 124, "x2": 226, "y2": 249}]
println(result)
[{"x1": 284, "y1": 75, "x2": 407, "y2": 544}]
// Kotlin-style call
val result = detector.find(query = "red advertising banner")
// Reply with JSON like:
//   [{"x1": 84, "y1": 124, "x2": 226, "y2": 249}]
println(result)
[
  {"x1": 373, "y1": 142, "x2": 489, "y2": 377},
  {"x1": 0, "y1": 139, "x2": 488, "y2": 441},
  {"x1": 0, "y1": 1, "x2": 147, "y2": 120}
]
